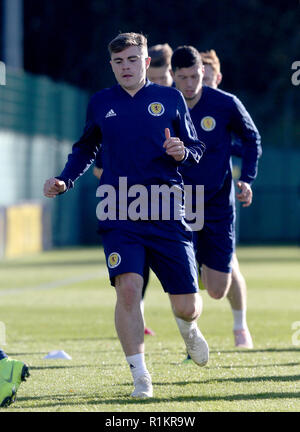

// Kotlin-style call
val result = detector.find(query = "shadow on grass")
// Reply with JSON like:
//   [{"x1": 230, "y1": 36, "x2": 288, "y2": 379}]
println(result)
[
  {"x1": 7, "y1": 339, "x2": 118, "y2": 356},
  {"x1": 218, "y1": 362, "x2": 300, "y2": 369},
  {"x1": 8, "y1": 352, "x2": 49, "y2": 356},
  {"x1": 207, "y1": 374, "x2": 300, "y2": 384},
  {"x1": 15, "y1": 389, "x2": 300, "y2": 409},
  {"x1": 58, "y1": 337, "x2": 117, "y2": 342},
  {"x1": 28, "y1": 365, "x2": 89, "y2": 370},
  {"x1": 161, "y1": 374, "x2": 300, "y2": 386},
  {"x1": 28, "y1": 362, "x2": 124, "y2": 371},
  {"x1": 210, "y1": 348, "x2": 300, "y2": 354}
]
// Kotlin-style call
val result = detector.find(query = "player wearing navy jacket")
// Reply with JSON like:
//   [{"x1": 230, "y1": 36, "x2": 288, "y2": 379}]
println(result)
[
  {"x1": 171, "y1": 46, "x2": 261, "y2": 351},
  {"x1": 44, "y1": 33, "x2": 208, "y2": 398},
  {"x1": 200, "y1": 49, "x2": 244, "y2": 158},
  {"x1": 199, "y1": 48, "x2": 256, "y2": 349},
  {"x1": 93, "y1": 43, "x2": 174, "y2": 338}
]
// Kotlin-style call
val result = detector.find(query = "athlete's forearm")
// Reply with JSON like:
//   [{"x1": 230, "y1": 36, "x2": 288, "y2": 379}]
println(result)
[
  {"x1": 179, "y1": 141, "x2": 206, "y2": 167},
  {"x1": 231, "y1": 98, "x2": 262, "y2": 184},
  {"x1": 57, "y1": 123, "x2": 102, "y2": 190}
]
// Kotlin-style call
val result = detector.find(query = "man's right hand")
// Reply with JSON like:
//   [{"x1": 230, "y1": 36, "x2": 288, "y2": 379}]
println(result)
[
  {"x1": 43, "y1": 177, "x2": 66, "y2": 198},
  {"x1": 163, "y1": 128, "x2": 186, "y2": 162}
]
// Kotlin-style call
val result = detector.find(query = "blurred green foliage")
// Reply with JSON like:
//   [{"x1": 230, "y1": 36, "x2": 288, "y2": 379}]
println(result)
[{"x1": 1, "y1": 0, "x2": 299, "y2": 148}]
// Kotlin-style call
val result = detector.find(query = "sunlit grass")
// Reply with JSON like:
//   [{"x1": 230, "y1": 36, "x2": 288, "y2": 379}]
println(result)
[{"x1": 1, "y1": 246, "x2": 300, "y2": 412}]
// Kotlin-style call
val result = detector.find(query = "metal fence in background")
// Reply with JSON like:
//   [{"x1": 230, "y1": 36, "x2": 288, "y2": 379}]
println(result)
[{"x1": 0, "y1": 68, "x2": 90, "y2": 256}]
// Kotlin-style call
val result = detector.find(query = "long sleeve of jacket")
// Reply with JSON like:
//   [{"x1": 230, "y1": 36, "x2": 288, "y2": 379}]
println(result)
[
  {"x1": 175, "y1": 92, "x2": 206, "y2": 167},
  {"x1": 56, "y1": 96, "x2": 102, "y2": 190},
  {"x1": 230, "y1": 96, "x2": 262, "y2": 184}
]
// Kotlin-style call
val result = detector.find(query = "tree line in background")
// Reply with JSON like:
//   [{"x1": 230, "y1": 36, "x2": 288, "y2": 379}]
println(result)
[{"x1": 0, "y1": 0, "x2": 299, "y2": 147}]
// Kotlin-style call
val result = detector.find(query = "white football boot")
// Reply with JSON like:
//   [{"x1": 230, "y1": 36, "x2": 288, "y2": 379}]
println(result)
[
  {"x1": 182, "y1": 325, "x2": 209, "y2": 366},
  {"x1": 131, "y1": 373, "x2": 153, "y2": 398}
]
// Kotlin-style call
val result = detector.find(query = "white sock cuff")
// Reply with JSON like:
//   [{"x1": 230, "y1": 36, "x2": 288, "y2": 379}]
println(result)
[
  {"x1": 126, "y1": 353, "x2": 145, "y2": 365},
  {"x1": 126, "y1": 353, "x2": 148, "y2": 381},
  {"x1": 175, "y1": 317, "x2": 196, "y2": 334},
  {"x1": 232, "y1": 308, "x2": 247, "y2": 331}
]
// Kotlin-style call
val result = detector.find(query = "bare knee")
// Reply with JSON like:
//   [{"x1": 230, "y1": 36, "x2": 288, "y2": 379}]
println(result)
[
  {"x1": 204, "y1": 278, "x2": 231, "y2": 299},
  {"x1": 202, "y1": 266, "x2": 232, "y2": 300},
  {"x1": 207, "y1": 285, "x2": 228, "y2": 300},
  {"x1": 230, "y1": 254, "x2": 245, "y2": 285},
  {"x1": 231, "y1": 265, "x2": 245, "y2": 287},
  {"x1": 116, "y1": 273, "x2": 143, "y2": 310},
  {"x1": 176, "y1": 304, "x2": 198, "y2": 320},
  {"x1": 170, "y1": 294, "x2": 202, "y2": 321}
]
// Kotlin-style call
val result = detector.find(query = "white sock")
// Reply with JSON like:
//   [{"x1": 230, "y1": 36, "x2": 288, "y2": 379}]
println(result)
[
  {"x1": 140, "y1": 300, "x2": 145, "y2": 317},
  {"x1": 175, "y1": 317, "x2": 197, "y2": 337},
  {"x1": 232, "y1": 309, "x2": 247, "y2": 331},
  {"x1": 126, "y1": 353, "x2": 149, "y2": 382}
]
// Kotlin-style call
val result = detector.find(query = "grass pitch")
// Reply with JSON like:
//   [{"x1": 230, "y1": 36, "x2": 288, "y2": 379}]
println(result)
[{"x1": 0, "y1": 245, "x2": 300, "y2": 412}]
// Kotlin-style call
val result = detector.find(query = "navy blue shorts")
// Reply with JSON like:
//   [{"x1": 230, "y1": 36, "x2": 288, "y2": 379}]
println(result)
[
  {"x1": 193, "y1": 208, "x2": 236, "y2": 274},
  {"x1": 100, "y1": 221, "x2": 199, "y2": 295}
]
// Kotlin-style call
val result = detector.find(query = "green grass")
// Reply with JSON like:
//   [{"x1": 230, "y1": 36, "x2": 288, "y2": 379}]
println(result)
[{"x1": 0, "y1": 246, "x2": 300, "y2": 412}]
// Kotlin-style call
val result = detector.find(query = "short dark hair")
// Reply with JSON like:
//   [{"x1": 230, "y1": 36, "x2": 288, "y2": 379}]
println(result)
[
  {"x1": 148, "y1": 43, "x2": 173, "y2": 67},
  {"x1": 108, "y1": 32, "x2": 148, "y2": 55},
  {"x1": 171, "y1": 45, "x2": 202, "y2": 71}
]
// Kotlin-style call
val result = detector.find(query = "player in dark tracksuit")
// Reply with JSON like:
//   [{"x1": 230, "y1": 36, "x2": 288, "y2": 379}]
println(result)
[
  {"x1": 200, "y1": 48, "x2": 255, "y2": 350},
  {"x1": 44, "y1": 33, "x2": 209, "y2": 398},
  {"x1": 171, "y1": 46, "x2": 262, "y2": 354},
  {"x1": 103, "y1": 44, "x2": 260, "y2": 350},
  {"x1": 93, "y1": 43, "x2": 174, "y2": 337}
]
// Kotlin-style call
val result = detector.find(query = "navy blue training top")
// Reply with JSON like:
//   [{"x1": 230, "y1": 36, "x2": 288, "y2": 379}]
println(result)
[
  {"x1": 180, "y1": 86, "x2": 262, "y2": 204},
  {"x1": 57, "y1": 80, "x2": 205, "y2": 221}
]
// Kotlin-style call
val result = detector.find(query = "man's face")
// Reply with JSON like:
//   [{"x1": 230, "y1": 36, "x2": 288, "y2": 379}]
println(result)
[
  {"x1": 110, "y1": 46, "x2": 151, "y2": 92},
  {"x1": 147, "y1": 65, "x2": 173, "y2": 87},
  {"x1": 171, "y1": 64, "x2": 204, "y2": 101},
  {"x1": 203, "y1": 64, "x2": 222, "y2": 89}
]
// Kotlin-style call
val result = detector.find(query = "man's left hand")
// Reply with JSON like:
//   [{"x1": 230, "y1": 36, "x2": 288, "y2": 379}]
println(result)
[{"x1": 236, "y1": 181, "x2": 253, "y2": 207}]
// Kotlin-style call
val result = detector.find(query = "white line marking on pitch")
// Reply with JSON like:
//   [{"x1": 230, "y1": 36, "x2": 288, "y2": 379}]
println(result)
[{"x1": 0, "y1": 271, "x2": 107, "y2": 296}]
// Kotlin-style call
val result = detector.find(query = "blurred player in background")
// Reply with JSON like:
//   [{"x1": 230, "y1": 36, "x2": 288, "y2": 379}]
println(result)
[
  {"x1": 0, "y1": 349, "x2": 29, "y2": 407},
  {"x1": 200, "y1": 49, "x2": 243, "y2": 158},
  {"x1": 147, "y1": 43, "x2": 173, "y2": 87},
  {"x1": 201, "y1": 49, "x2": 222, "y2": 89},
  {"x1": 44, "y1": 32, "x2": 209, "y2": 398},
  {"x1": 199, "y1": 49, "x2": 253, "y2": 349},
  {"x1": 171, "y1": 46, "x2": 262, "y2": 353},
  {"x1": 93, "y1": 43, "x2": 174, "y2": 337}
]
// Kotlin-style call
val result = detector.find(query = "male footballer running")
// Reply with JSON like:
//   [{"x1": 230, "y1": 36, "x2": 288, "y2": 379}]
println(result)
[{"x1": 44, "y1": 33, "x2": 209, "y2": 398}]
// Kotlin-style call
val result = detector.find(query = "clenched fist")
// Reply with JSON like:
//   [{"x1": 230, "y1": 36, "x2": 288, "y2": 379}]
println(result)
[
  {"x1": 163, "y1": 128, "x2": 186, "y2": 162},
  {"x1": 43, "y1": 177, "x2": 66, "y2": 198},
  {"x1": 236, "y1": 181, "x2": 252, "y2": 207}
]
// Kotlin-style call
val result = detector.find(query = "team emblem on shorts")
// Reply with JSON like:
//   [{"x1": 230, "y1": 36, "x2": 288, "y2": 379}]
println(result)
[
  {"x1": 201, "y1": 116, "x2": 216, "y2": 131},
  {"x1": 108, "y1": 252, "x2": 121, "y2": 269},
  {"x1": 148, "y1": 102, "x2": 165, "y2": 116}
]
